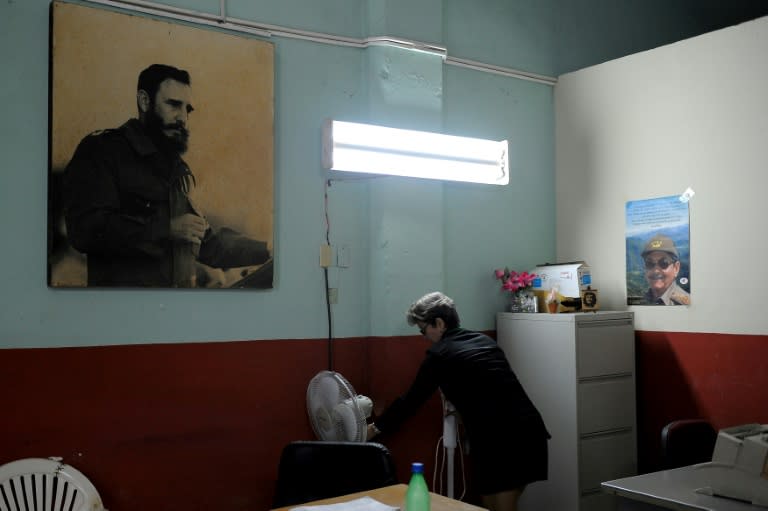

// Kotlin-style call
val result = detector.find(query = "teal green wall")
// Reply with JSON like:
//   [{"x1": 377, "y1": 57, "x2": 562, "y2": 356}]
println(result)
[{"x1": 1, "y1": 0, "x2": 732, "y2": 347}]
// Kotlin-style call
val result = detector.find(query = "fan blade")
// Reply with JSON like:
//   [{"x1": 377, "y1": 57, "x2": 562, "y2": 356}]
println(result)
[
  {"x1": 316, "y1": 372, "x2": 340, "y2": 406},
  {"x1": 333, "y1": 402, "x2": 366, "y2": 442}
]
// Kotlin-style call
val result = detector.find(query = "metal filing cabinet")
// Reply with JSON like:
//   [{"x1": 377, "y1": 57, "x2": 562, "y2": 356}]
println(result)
[{"x1": 496, "y1": 311, "x2": 636, "y2": 511}]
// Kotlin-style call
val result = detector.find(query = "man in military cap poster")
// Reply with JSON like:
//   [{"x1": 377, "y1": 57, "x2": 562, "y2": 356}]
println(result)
[
  {"x1": 625, "y1": 195, "x2": 691, "y2": 306},
  {"x1": 640, "y1": 233, "x2": 690, "y2": 305}
]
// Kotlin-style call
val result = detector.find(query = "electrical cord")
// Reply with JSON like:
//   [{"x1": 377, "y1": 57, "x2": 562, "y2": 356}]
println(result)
[
  {"x1": 432, "y1": 433, "x2": 467, "y2": 500},
  {"x1": 433, "y1": 435, "x2": 444, "y2": 493},
  {"x1": 324, "y1": 266, "x2": 333, "y2": 370},
  {"x1": 431, "y1": 414, "x2": 467, "y2": 500}
]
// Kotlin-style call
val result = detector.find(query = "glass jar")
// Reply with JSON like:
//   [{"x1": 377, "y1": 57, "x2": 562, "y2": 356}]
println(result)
[{"x1": 509, "y1": 289, "x2": 537, "y2": 313}]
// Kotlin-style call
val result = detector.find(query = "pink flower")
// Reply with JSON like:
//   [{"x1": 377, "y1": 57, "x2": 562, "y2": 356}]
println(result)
[{"x1": 494, "y1": 267, "x2": 537, "y2": 294}]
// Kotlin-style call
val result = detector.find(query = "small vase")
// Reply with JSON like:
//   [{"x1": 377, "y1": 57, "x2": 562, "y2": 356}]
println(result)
[{"x1": 509, "y1": 289, "x2": 537, "y2": 313}]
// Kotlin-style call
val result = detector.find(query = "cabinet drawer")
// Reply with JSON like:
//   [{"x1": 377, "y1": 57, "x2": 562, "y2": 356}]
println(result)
[
  {"x1": 578, "y1": 377, "x2": 635, "y2": 433},
  {"x1": 579, "y1": 431, "x2": 637, "y2": 491},
  {"x1": 577, "y1": 322, "x2": 634, "y2": 378}
]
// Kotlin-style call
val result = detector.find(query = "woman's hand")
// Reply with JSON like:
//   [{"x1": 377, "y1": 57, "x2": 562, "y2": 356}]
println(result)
[{"x1": 366, "y1": 423, "x2": 381, "y2": 441}]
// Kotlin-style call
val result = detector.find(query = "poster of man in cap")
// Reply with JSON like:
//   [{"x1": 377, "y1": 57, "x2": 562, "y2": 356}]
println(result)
[{"x1": 625, "y1": 195, "x2": 691, "y2": 305}]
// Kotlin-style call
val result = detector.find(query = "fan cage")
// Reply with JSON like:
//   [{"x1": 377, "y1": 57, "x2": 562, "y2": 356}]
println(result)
[{"x1": 307, "y1": 370, "x2": 368, "y2": 442}]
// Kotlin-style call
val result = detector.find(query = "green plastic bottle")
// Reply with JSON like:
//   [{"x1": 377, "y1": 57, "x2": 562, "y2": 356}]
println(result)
[{"x1": 404, "y1": 462, "x2": 430, "y2": 511}]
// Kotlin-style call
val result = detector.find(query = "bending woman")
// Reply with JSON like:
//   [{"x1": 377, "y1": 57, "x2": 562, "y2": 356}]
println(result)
[{"x1": 368, "y1": 291, "x2": 550, "y2": 511}]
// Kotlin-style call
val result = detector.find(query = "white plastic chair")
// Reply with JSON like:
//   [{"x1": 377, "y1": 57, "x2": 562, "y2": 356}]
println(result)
[{"x1": 0, "y1": 457, "x2": 106, "y2": 511}]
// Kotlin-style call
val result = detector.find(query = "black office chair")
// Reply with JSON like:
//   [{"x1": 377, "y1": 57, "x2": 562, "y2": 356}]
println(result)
[
  {"x1": 272, "y1": 440, "x2": 398, "y2": 508},
  {"x1": 660, "y1": 419, "x2": 717, "y2": 469}
]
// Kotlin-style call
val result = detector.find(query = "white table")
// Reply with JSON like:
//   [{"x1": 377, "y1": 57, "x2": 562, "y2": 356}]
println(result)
[{"x1": 601, "y1": 465, "x2": 760, "y2": 511}]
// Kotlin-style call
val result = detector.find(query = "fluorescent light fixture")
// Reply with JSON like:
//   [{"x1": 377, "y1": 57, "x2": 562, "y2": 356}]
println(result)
[{"x1": 322, "y1": 120, "x2": 509, "y2": 185}]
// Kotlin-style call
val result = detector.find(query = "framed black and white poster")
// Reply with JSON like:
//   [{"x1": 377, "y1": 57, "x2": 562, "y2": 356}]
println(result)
[{"x1": 48, "y1": 1, "x2": 274, "y2": 289}]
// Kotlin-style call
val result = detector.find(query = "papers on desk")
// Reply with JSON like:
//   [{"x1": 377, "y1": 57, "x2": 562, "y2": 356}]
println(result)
[{"x1": 291, "y1": 497, "x2": 399, "y2": 511}]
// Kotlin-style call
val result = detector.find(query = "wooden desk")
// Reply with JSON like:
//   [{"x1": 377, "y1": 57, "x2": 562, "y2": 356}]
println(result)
[
  {"x1": 602, "y1": 466, "x2": 758, "y2": 511},
  {"x1": 270, "y1": 484, "x2": 487, "y2": 511}
]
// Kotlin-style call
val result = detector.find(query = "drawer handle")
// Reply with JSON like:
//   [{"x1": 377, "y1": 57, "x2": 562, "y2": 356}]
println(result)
[
  {"x1": 580, "y1": 426, "x2": 633, "y2": 439},
  {"x1": 579, "y1": 319, "x2": 633, "y2": 328},
  {"x1": 579, "y1": 372, "x2": 633, "y2": 383}
]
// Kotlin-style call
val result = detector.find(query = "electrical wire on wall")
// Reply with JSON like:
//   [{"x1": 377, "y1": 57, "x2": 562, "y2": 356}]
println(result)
[{"x1": 323, "y1": 178, "x2": 334, "y2": 371}]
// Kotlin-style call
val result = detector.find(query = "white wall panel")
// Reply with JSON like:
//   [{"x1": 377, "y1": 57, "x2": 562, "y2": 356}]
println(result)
[{"x1": 555, "y1": 17, "x2": 768, "y2": 334}]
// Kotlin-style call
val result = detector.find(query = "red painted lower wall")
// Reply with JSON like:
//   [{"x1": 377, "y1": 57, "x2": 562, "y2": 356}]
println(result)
[
  {"x1": 0, "y1": 337, "x2": 445, "y2": 511},
  {"x1": 635, "y1": 330, "x2": 768, "y2": 472},
  {"x1": 1, "y1": 330, "x2": 765, "y2": 510}
]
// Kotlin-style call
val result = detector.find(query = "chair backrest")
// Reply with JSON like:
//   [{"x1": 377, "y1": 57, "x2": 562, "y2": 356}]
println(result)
[
  {"x1": 661, "y1": 419, "x2": 718, "y2": 469},
  {"x1": 272, "y1": 441, "x2": 398, "y2": 508},
  {"x1": 0, "y1": 458, "x2": 105, "y2": 511}
]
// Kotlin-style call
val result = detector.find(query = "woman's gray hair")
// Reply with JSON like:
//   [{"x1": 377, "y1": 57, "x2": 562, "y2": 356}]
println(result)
[{"x1": 406, "y1": 291, "x2": 460, "y2": 329}]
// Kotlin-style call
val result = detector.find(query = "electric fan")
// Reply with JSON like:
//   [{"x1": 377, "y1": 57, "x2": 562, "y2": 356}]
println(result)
[{"x1": 306, "y1": 370, "x2": 373, "y2": 442}]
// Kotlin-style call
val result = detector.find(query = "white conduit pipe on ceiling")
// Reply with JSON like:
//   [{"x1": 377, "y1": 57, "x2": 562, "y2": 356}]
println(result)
[{"x1": 81, "y1": 0, "x2": 558, "y2": 86}]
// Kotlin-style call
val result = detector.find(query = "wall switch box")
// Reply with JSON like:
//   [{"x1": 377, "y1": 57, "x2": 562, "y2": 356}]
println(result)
[
  {"x1": 337, "y1": 245, "x2": 350, "y2": 268},
  {"x1": 320, "y1": 244, "x2": 332, "y2": 268}
]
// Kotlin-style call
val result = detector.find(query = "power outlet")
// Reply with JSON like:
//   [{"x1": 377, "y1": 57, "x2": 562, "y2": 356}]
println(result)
[{"x1": 328, "y1": 288, "x2": 338, "y2": 304}]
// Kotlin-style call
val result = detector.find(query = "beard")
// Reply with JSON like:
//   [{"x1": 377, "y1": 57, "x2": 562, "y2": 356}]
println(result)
[{"x1": 144, "y1": 108, "x2": 190, "y2": 156}]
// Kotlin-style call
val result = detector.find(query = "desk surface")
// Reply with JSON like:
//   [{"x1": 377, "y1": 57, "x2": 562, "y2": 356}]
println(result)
[
  {"x1": 602, "y1": 466, "x2": 757, "y2": 511},
  {"x1": 270, "y1": 484, "x2": 487, "y2": 511}
]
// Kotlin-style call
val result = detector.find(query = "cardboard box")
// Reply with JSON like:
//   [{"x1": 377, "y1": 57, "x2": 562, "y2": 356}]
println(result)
[{"x1": 531, "y1": 262, "x2": 592, "y2": 312}]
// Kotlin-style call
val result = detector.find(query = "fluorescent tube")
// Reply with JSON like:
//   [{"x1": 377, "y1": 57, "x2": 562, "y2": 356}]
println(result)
[{"x1": 322, "y1": 120, "x2": 509, "y2": 185}]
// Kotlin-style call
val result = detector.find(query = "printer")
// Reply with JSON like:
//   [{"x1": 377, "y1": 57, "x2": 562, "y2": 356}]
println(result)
[{"x1": 694, "y1": 423, "x2": 768, "y2": 506}]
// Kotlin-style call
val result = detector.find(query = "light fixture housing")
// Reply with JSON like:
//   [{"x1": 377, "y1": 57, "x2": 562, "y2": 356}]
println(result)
[{"x1": 322, "y1": 120, "x2": 509, "y2": 185}]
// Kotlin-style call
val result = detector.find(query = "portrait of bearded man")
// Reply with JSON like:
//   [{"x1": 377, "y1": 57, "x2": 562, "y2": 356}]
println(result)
[
  {"x1": 60, "y1": 64, "x2": 271, "y2": 288},
  {"x1": 47, "y1": 2, "x2": 275, "y2": 290}
]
